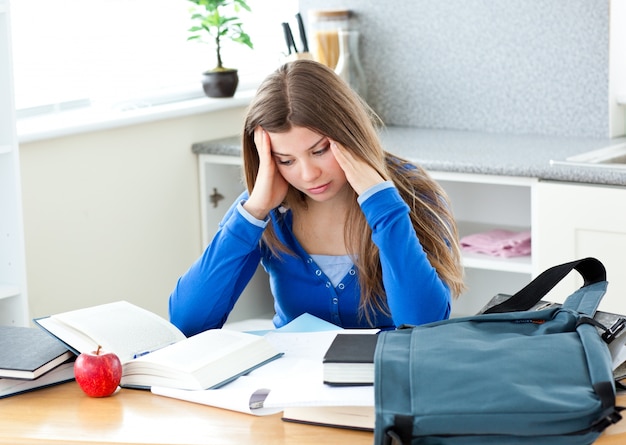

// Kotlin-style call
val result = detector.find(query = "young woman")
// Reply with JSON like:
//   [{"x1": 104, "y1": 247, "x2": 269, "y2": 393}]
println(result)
[{"x1": 169, "y1": 59, "x2": 465, "y2": 337}]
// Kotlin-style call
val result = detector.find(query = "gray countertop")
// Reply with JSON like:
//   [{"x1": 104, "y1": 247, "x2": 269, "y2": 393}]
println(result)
[{"x1": 192, "y1": 126, "x2": 626, "y2": 186}]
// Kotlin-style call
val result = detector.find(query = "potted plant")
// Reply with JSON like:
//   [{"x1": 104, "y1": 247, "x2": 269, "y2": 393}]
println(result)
[{"x1": 187, "y1": 0, "x2": 254, "y2": 98}]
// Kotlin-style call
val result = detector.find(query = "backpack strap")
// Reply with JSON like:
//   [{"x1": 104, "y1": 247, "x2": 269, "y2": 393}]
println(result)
[
  {"x1": 384, "y1": 415, "x2": 414, "y2": 445},
  {"x1": 561, "y1": 281, "x2": 608, "y2": 317},
  {"x1": 484, "y1": 257, "x2": 606, "y2": 314}
]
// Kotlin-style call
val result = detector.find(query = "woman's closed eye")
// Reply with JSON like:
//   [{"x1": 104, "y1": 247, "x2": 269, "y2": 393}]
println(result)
[
  {"x1": 275, "y1": 157, "x2": 293, "y2": 166},
  {"x1": 312, "y1": 143, "x2": 330, "y2": 157},
  {"x1": 273, "y1": 140, "x2": 329, "y2": 166}
]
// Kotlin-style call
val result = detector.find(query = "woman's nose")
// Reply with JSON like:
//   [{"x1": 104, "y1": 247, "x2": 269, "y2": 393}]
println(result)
[{"x1": 300, "y1": 160, "x2": 321, "y2": 182}]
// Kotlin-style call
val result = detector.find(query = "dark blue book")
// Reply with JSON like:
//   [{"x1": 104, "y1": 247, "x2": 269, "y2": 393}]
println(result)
[{"x1": 0, "y1": 326, "x2": 74, "y2": 380}]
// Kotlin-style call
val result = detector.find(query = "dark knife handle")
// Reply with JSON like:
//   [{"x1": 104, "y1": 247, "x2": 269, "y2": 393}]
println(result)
[
  {"x1": 296, "y1": 13, "x2": 309, "y2": 53},
  {"x1": 282, "y1": 22, "x2": 293, "y2": 54},
  {"x1": 285, "y1": 22, "x2": 298, "y2": 53}
]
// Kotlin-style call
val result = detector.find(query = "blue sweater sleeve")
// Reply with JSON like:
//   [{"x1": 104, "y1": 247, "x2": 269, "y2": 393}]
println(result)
[
  {"x1": 359, "y1": 186, "x2": 451, "y2": 326},
  {"x1": 169, "y1": 192, "x2": 265, "y2": 336}
]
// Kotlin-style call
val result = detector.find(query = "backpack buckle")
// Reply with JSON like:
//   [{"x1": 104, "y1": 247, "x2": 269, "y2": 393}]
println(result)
[{"x1": 602, "y1": 318, "x2": 626, "y2": 344}]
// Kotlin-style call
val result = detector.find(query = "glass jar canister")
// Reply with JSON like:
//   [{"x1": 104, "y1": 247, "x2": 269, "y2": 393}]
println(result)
[
  {"x1": 308, "y1": 9, "x2": 350, "y2": 70},
  {"x1": 334, "y1": 29, "x2": 367, "y2": 99}
]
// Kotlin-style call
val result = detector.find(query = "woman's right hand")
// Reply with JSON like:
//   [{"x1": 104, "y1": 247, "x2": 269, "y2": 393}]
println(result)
[{"x1": 243, "y1": 127, "x2": 289, "y2": 220}]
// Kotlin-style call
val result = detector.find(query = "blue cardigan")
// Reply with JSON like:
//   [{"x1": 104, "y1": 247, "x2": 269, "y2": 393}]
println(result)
[{"x1": 169, "y1": 185, "x2": 451, "y2": 336}]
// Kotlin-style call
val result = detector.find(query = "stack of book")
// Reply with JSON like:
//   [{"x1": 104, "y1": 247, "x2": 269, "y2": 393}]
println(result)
[
  {"x1": 0, "y1": 326, "x2": 75, "y2": 398},
  {"x1": 321, "y1": 333, "x2": 378, "y2": 386},
  {"x1": 280, "y1": 332, "x2": 379, "y2": 431}
]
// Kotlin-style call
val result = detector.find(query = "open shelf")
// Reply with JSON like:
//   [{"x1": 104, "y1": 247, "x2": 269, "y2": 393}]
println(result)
[
  {"x1": 457, "y1": 221, "x2": 532, "y2": 274},
  {"x1": 434, "y1": 174, "x2": 534, "y2": 279},
  {"x1": 462, "y1": 251, "x2": 532, "y2": 274}
]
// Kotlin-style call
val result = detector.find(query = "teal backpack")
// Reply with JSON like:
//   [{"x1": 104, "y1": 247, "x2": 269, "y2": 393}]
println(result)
[{"x1": 374, "y1": 258, "x2": 624, "y2": 444}]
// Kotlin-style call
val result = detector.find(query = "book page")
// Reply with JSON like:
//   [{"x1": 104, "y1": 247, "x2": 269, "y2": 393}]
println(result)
[
  {"x1": 132, "y1": 329, "x2": 270, "y2": 373},
  {"x1": 38, "y1": 301, "x2": 185, "y2": 363},
  {"x1": 261, "y1": 359, "x2": 374, "y2": 409}
]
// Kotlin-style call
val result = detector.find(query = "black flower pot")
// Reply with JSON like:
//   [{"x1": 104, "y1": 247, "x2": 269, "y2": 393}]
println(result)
[{"x1": 201, "y1": 69, "x2": 239, "y2": 98}]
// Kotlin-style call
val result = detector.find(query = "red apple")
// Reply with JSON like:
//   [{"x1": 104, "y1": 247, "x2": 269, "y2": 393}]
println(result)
[{"x1": 74, "y1": 345, "x2": 122, "y2": 397}]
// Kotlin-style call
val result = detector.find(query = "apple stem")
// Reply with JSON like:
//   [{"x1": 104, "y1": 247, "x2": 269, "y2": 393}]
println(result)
[{"x1": 96, "y1": 345, "x2": 102, "y2": 355}]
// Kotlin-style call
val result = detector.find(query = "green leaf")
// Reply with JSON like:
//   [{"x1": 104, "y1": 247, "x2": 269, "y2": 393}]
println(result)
[
  {"x1": 234, "y1": 0, "x2": 252, "y2": 12},
  {"x1": 185, "y1": 0, "x2": 254, "y2": 58}
]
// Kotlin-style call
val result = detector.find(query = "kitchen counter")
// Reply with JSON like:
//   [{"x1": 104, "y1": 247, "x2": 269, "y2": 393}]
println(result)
[{"x1": 192, "y1": 126, "x2": 626, "y2": 186}]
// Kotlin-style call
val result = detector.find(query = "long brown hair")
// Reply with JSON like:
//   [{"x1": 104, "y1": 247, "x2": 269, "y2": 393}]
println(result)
[{"x1": 242, "y1": 59, "x2": 465, "y2": 323}]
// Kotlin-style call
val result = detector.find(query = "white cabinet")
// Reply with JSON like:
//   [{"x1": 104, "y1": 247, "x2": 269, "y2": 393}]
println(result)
[
  {"x1": 431, "y1": 172, "x2": 537, "y2": 316},
  {"x1": 0, "y1": 0, "x2": 29, "y2": 326},
  {"x1": 197, "y1": 152, "x2": 539, "y2": 320},
  {"x1": 198, "y1": 150, "x2": 626, "y2": 319},
  {"x1": 534, "y1": 181, "x2": 626, "y2": 314}
]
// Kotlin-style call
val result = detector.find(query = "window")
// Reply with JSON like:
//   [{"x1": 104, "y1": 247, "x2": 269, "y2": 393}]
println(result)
[{"x1": 10, "y1": 0, "x2": 298, "y2": 115}]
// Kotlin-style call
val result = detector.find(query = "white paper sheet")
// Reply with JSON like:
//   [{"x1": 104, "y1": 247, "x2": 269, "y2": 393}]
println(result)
[
  {"x1": 261, "y1": 359, "x2": 375, "y2": 408},
  {"x1": 152, "y1": 375, "x2": 281, "y2": 416}
]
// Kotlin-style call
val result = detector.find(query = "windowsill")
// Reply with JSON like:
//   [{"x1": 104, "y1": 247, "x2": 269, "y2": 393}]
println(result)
[
  {"x1": 16, "y1": 88, "x2": 625, "y2": 145},
  {"x1": 16, "y1": 89, "x2": 256, "y2": 144}
]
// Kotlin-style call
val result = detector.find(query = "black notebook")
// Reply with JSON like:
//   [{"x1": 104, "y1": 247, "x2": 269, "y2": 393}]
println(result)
[
  {"x1": 0, "y1": 326, "x2": 75, "y2": 380},
  {"x1": 322, "y1": 333, "x2": 378, "y2": 386}
]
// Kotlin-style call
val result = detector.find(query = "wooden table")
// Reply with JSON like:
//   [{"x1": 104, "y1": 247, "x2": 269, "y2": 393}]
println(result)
[
  {"x1": 1, "y1": 381, "x2": 625, "y2": 444},
  {"x1": 0, "y1": 382, "x2": 372, "y2": 444}
]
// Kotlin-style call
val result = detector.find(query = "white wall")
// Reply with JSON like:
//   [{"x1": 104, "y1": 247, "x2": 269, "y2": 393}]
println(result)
[
  {"x1": 300, "y1": 0, "x2": 619, "y2": 138},
  {"x1": 19, "y1": 107, "x2": 246, "y2": 321}
]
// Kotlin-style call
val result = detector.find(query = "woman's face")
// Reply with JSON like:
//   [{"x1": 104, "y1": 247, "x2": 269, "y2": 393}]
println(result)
[{"x1": 267, "y1": 126, "x2": 349, "y2": 203}]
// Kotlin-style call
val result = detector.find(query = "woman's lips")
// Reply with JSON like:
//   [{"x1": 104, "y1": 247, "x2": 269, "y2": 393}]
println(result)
[{"x1": 307, "y1": 183, "x2": 330, "y2": 194}]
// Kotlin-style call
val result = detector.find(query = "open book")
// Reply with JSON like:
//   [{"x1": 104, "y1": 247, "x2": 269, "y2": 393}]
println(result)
[{"x1": 34, "y1": 301, "x2": 282, "y2": 390}]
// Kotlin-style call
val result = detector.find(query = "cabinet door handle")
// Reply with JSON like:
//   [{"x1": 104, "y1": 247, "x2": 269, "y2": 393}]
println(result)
[{"x1": 209, "y1": 188, "x2": 224, "y2": 208}]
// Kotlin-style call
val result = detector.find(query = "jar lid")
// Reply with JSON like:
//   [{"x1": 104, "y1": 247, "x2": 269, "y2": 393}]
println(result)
[{"x1": 309, "y1": 9, "x2": 351, "y2": 20}]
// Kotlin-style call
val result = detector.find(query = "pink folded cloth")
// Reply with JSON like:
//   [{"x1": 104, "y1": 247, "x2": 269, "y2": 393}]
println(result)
[{"x1": 460, "y1": 229, "x2": 531, "y2": 258}]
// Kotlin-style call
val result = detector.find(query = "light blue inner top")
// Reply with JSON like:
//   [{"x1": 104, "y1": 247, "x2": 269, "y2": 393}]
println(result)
[{"x1": 310, "y1": 254, "x2": 354, "y2": 287}]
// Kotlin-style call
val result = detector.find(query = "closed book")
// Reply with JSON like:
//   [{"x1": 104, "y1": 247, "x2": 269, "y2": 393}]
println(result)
[
  {"x1": 34, "y1": 301, "x2": 283, "y2": 391},
  {"x1": 282, "y1": 405, "x2": 374, "y2": 431},
  {"x1": 322, "y1": 333, "x2": 378, "y2": 386},
  {"x1": 0, "y1": 326, "x2": 74, "y2": 380},
  {"x1": 0, "y1": 360, "x2": 75, "y2": 399}
]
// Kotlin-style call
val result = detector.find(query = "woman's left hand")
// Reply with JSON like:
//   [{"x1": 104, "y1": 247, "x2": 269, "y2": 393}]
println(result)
[{"x1": 330, "y1": 140, "x2": 385, "y2": 195}]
